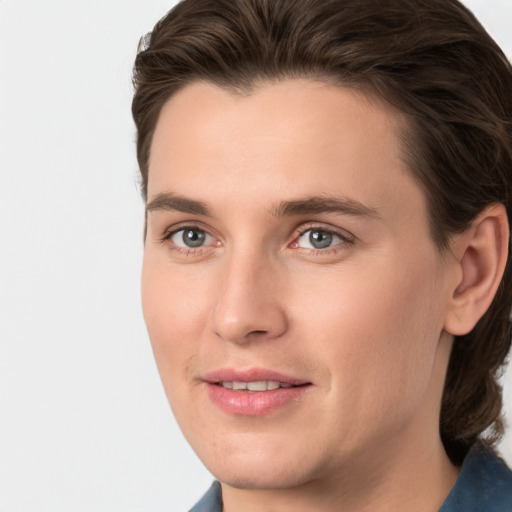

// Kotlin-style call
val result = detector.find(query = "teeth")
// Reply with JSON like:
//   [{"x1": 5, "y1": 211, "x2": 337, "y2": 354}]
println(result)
[
  {"x1": 247, "y1": 381, "x2": 267, "y2": 391},
  {"x1": 221, "y1": 381, "x2": 292, "y2": 391}
]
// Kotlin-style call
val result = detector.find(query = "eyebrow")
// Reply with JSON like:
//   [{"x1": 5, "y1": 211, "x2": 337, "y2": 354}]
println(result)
[
  {"x1": 146, "y1": 193, "x2": 211, "y2": 216},
  {"x1": 269, "y1": 196, "x2": 380, "y2": 219},
  {"x1": 145, "y1": 192, "x2": 379, "y2": 219}
]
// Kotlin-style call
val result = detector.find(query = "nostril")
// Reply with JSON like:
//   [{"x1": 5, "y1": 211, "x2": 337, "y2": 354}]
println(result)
[{"x1": 211, "y1": 299, "x2": 288, "y2": 344}]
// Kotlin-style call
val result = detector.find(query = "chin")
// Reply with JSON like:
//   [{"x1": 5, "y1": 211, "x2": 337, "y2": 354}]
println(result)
[
  {"x1": 213, "y1": 464, "x2": 313, "y2": 491},
  {"x1": 200, "y1": 445, "x2": 323, "y2": 491}
]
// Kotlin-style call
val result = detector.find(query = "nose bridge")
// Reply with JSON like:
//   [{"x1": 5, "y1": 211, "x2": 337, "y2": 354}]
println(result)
[{"x1": 211, "y1": 245, "x2": 287, "y2": 344}]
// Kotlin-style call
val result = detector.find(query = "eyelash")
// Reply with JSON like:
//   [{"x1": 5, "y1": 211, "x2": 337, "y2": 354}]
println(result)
[
  {"x1": 293, "y1": 224, "x2": 355, "y2": 255},
  {"x1": 160, "y1": 224, "x2": 215, "y2": 255},
  {"x1": 160, "y1": 223, "x2": 355, "y2": 257}
]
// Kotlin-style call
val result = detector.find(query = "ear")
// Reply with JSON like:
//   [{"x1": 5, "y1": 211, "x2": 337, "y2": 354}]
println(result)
[{"x1": 444, "y1": 204, "x2": 509, "y2": 336}]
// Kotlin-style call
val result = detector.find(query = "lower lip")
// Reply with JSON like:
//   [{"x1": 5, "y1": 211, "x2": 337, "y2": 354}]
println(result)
[{"x1": 206, "y1": 383, "x2": 311, "y2": 416}]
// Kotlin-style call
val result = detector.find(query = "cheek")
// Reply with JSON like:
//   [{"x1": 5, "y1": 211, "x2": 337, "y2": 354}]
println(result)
[
  {"x1": 141, "y1": 258, "x2": 211, "y2": 381},
  {"x1": 294, "y1": 258, "x2": 445, "y2": 410}
]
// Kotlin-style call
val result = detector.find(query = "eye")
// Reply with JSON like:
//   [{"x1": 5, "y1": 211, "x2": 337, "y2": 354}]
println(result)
[
  {"x1": 169, "y1": 227, "x2": 213, "y2": 248},
  {"x1": 296, "y1": 229, "x2": 346, "y2": 250}
]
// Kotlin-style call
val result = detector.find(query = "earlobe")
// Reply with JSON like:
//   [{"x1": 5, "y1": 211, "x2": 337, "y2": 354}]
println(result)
[{"x1": 444, "y1": 204, "x2": 509, "y2": 336}]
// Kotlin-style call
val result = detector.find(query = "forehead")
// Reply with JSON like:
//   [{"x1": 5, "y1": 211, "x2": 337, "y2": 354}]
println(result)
[
  {"x1": 149, "y1": 79, "x2": 406, "y2": 176},
  {"x1": 148, "y1": 79, "x2": 427, "y2": 232}
]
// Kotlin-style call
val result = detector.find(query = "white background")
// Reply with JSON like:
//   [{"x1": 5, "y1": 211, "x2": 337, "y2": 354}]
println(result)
[{"x1": 0, "y1": 1, "x2": 511, "y2": 511}]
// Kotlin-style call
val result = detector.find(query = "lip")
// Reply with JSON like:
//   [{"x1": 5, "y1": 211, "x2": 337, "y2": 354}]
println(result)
[
  {"x1": 202, "y1": 368, "x2": 312, "y2": 416},
  {"x1": 203, "y1": 368, "x2": 310, "y2": 386}
]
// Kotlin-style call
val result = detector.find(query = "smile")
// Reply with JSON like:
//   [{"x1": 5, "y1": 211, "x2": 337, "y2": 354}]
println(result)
[
  {"x1": 204, "y1": 370, "x2": 312, "y2": 416},
  {"x1": 218, "y1": 381, "x2": 297, "y2": 391}
]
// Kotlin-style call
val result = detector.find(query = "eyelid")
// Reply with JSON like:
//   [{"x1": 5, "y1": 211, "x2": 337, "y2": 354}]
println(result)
[
  {"x1": 293, "y1": 222, "x2": 356, "y2": 243},
  {"x1": 171, "y1": 228, "x2": 213, "y2": 248},
  {"x1": 160, "y1": 221, "x2": 218, "y2": 243},
  {"x1": 159, "y1": 223, "x2": 222, "y2": 258},
  {"x1": 288, "y1": 222, "x2": 356, "y2": 256}
]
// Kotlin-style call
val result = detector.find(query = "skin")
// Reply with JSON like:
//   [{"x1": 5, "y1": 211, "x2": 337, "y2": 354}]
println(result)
[{"x1": 142, "y1": 79, "x2": 463, "y2": 512}]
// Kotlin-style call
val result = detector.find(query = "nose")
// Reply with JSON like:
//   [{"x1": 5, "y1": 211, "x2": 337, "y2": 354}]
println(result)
[{"x1": 210, "y1": 251, "x2": 288, "y2": 344}]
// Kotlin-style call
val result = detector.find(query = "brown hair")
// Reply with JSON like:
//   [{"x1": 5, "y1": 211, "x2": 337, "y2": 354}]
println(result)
[{"x1": 132, "y1": 0, "x2": 512, "y2": 464}]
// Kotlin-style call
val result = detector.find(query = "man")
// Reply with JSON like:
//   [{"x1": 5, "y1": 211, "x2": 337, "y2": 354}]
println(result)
[{"x1": 132, "y1": 0, "x2": 512, "y2": 510}]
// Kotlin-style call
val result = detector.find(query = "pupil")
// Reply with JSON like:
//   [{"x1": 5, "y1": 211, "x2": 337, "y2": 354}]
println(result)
[
  {"x1": 183, "y1": 229, "x2": 205, "y2": 248},
  {"x1": 310, "y1": 230, "x2": 332, "y2": 249}
]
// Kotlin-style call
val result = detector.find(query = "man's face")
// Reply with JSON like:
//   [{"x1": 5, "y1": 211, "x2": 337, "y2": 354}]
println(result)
[{"x1": 142, "y1": 80, "x2": 456, "y2": 489}]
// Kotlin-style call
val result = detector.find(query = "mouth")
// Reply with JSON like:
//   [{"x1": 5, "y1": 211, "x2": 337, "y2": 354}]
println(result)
[
  {"x1": 203, "y1": 369, "x2": 312, "y2": 416},
  {"x1": 214, "y1": 380, "x2": 302, "y2": 391}
]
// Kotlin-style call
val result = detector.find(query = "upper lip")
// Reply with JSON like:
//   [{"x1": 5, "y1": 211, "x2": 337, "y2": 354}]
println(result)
[{"x1": 203, "y1": 368, "x2": 311, "y2": 386}]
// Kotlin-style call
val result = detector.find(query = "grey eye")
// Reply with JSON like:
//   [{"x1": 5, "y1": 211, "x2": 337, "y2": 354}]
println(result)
[
  {"x1": 297, "y1": 229, "x2": 342, "y2": 250},
  {"x1": 171, "y1": 228, "x2": 211, "y2": 248},
  {"x1": 309, "y1": 230, "x2": 333, "y2": 249}
]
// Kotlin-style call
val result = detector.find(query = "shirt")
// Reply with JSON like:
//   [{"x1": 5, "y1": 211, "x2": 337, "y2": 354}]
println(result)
[{"x1": 189, "y1": 445, "x2": 512, "y2": 512}]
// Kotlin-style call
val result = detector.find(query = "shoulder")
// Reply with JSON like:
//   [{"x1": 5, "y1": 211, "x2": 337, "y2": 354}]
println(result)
[
  {"x1": 188, "y1": 481, "x2": 222, "y2": 512},
  {"x1": 440, "y1": 444, "x2": 512, "y2": 512}
]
